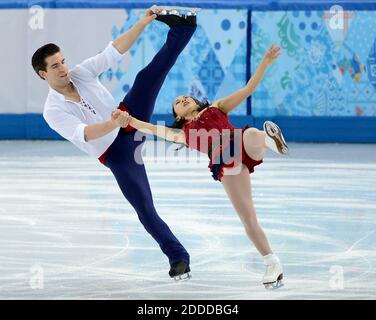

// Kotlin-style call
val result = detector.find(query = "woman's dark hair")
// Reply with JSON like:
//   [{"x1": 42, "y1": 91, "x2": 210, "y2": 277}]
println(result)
[
  {"x1": 31, "y1": 43, "x2": 61, "y2": 80},
  {"x1": 170, "y1": 96, "x2": 210, "y2": 129}
]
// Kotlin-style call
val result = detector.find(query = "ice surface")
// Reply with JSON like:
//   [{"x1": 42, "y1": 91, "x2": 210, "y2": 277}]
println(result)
[{"x1": 0, "y1": 140, "x2": 375, "y2": 299}]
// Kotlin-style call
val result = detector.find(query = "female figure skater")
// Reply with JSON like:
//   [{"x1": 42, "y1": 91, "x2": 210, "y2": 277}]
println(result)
[{"x1": 119, "y1": 45, "x2": 287, "y2": 289}]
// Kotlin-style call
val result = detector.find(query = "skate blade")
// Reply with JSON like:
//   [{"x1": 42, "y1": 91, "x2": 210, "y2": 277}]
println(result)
[
  {"x1": 264, "y1": 280, "x2": 284, "y2": 290},
  {"x1": 263, "y1": 274, "x2": 284, "y2": 290},
  {"x1": 151, "y1": 5, "x2": 201, "y2": 13},
  {"x1": 264, "y1": 121, "x2": 289, "y2": 155},
  {"x1": 173, "y1": 272, "x2": 192, "y2": 282}
]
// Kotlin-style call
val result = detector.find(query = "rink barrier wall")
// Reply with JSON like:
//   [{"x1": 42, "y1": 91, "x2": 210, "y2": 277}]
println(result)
[
  {"x1": 1, "y1": 1, "x2": 376, "y2": 142},
  {"x1": 0, "y1": 114, "x2": 375, "y2": 142},
  {"x1": 2, "y1": 1, "x2": 376, "y2": 10}
]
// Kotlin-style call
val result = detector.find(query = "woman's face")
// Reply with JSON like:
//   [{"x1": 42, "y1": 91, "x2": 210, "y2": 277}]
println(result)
[{"x1": 173, "y1": 95, "x2": 198, "y2": 119}]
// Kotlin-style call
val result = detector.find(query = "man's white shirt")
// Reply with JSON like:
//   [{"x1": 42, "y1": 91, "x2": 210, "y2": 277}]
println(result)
[{"x1": 43, "y1": 41, "x2": 129, "y2": 158}]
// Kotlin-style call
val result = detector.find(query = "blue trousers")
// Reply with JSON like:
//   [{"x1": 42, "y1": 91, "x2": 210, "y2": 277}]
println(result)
[{"x1": 103, "y1": 26, "x2": 196, "y2": 266}]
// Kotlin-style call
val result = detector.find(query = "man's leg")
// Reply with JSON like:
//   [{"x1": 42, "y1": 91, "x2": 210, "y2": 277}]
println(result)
[
  {"x1": 104, "y1": 131, "x2": 190, "y2": 266},
  {"x1": 123, "y1": 24, "x2": 196, "y2": 122}
]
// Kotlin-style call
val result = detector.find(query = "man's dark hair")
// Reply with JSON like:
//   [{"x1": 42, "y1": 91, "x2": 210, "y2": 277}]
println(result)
[{"x1": 31, "y1": 43, "x2": 60, "y2": 80}]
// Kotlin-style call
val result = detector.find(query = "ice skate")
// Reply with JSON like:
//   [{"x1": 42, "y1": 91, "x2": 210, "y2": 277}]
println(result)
[
  {"x1": 169, "y1": 261, "x2": 191, "y2": 281},
  {"x1": 151, "y1": 5, "x2": 201, "y2": 16},
  {"x1": 151, "y1": 5, "x2": 199, "y2": 27},
  {"x1": 262, "y1": 260, "x2": 284, "y2": 290},
  {"x1": 263, "y1": 121, "x2": 289, "y2": 155}
]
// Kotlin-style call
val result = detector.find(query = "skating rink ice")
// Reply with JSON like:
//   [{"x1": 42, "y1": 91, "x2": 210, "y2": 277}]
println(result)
[{"x1": 0, "y1": 140, "x2": 375, "y2": 299}]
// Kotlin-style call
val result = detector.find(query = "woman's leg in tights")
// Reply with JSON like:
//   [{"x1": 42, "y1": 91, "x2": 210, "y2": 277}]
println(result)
[
  {"x1": 221, "y1": 164, "x2": 273, "y2": 256},
  {"x1": 123, "y1": 25, "x2": 196, "y2": 122},
  {"x1": 242, "y1": 127, "x2": 267, "y2": 161}
]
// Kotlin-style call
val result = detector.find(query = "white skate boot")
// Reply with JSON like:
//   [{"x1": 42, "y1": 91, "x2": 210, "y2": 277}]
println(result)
[
  {"x1": 262, "y1": 254, "x2": 284, "y2": 290},
  {"x1": 263, "y1": 121, "x2": 289, "y2": 155}
]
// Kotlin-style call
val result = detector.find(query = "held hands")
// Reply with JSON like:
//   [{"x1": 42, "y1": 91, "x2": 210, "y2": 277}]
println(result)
[
  {"x1": 261, "y1": 44, "x2": 281, "y2": 67},
  {"x1": 111, "y1": 110, "x2": 132, "y2": 128}
]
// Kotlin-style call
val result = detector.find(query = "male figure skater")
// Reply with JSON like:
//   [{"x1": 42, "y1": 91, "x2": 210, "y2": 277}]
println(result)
[{"x1": 31, "y1": 6, "x2": 197, "y2": 280}]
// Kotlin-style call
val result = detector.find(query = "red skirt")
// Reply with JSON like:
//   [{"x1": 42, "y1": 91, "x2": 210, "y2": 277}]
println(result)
[{"x1": 208, "y1": 127, "x2": 263, "y2": 182}]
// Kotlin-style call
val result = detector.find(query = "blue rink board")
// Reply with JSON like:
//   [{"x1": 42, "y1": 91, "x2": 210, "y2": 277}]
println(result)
[
  {"x1": 0, "y1": 114, "x2": 375, "y2": 143},
  {"x1": 1, "y1": 1, "x2": 376, "y2": 142},
  {"x1": 2, "y1": 0, "x2": 376, "y2": 10}
]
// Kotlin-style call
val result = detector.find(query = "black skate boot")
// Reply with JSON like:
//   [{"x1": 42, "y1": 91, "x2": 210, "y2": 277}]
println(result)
[
  {"x1": 151, "y1": 5, "x2": 198, "y2": 27},
  {"x1": 169, "y1": 261, "x2": 191, "y2": 281}
]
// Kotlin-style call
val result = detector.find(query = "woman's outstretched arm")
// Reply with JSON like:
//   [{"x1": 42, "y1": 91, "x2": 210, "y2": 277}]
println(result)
[
  {"x1": 214, "y1": 45, "x2": 281, "y2": 114},
  {"x1": 130, "y1": 116, "x2": 186, "y2": 144}
]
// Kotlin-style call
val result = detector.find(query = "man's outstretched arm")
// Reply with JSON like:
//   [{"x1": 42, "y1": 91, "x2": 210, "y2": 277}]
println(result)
[
  {"x1": 83, "y1": 110, "x2": 130, "y2": 142},
  {"x1": 43, "y1": 108, "x2": 130, "y2": 143},
  {"x1": 112, "y1": 8, "x2": 157, "y2": 54}
]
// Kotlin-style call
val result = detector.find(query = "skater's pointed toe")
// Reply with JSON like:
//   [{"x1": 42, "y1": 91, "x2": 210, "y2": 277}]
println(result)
[{"x1": 263, "y1": 121, "x2": 289, "y2": 155}]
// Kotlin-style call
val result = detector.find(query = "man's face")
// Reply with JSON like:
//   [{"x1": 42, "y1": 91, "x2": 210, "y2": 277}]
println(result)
[{"x1": 39, "y1": 51, "x2": 69, "y2": 86}]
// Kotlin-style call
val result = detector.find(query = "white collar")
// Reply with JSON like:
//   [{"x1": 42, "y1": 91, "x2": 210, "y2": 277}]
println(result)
[{"x1": 48, "y1": 78, "x2": 81, "y2": 103}]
